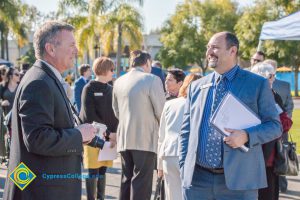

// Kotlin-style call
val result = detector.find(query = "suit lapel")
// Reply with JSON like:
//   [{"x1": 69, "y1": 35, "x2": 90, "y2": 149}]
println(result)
[
  {"x1": 230, "y1": 67, "x2": 246, "y2": 97},
  {"x1": 195, "y1": 73, "x2": 214, "y2": 130},
  {"x1": 33, "y1": 60, "x2": 74, "y2": 124}
]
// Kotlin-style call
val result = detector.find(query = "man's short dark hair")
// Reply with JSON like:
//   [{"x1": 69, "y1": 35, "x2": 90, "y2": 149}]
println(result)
[
  {"x1": 224, "y1": 32, "x2": 239, "y2": 56},
  {"x1": 79, "y1": 64, "x2": 90, "y2": 76},
  {"x1": 256, "y1": 51, "x2": 265, "y2": 59},
  {"x1": 130, "y1": 50, "x2": 151, "y2": 68},
  {"x1": 167, "y1": 68, "x2": 186, "y2": 83}
]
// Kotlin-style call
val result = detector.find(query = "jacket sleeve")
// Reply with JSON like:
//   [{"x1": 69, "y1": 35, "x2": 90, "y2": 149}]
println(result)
[
  {"x1": 284, "y1": 82, "x2": 294, "y2": 118},
  {"x1": 179, "y1": 84, "x2": 192, "y2": 168},
  {"x1": 149, "y1": 76, "x2": 165, "y2": 123},
  {"x1": 74, "y1": 79, "x2": 83, "y2": 112},
  {"x1": 19, "y1": 80, "x2": 83, "y2": 156},
  {"x1": 112, "y1": 87, "x2": 119, "y2": 119},
  {"x1": 245, "y1": 79, "x2": 282, "y2": 147},
  {"x1": 157, "y1": 104, "x2": 167, "y2": 170}
]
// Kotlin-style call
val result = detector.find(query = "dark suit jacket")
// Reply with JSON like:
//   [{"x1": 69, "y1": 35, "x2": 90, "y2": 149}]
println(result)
[
  {"x1": 74, "y1": 76, "x2": 87, "y2": 112},
  {"x1": 273, "y1": 79, "x2": 294, "y2": 117},
  {"x1": 3, "y1": 60, "x2": 83, "y2": 200},
  {"x1": 151, "y1": 66, "x2": 166, "y2": 91}
]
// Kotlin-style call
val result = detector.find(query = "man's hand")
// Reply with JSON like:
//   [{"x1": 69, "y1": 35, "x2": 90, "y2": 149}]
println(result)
[
  {"x1": 157, "y1": 169, "x2": 164, "y2": 178},
  {"x1": 223, "y1": 128, "x2": 248, "y2": 148},
  {"x1": 76, "y1": 124, "x2": 96, "y2": 144},
  {"x1": 109, "y1": 140, "x2": 116, "y2": 148},
  {"x1": 109, "y1": 132, "x2": 116, "y2": 141},
  {"x1": 1, "y1": 100, "x2": 10, "y2": 107}
]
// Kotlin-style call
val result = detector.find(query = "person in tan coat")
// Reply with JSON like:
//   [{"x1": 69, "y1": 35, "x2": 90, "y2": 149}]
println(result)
[{"x1": 112, "y1": 50, "x2": 165, "y2": 200}]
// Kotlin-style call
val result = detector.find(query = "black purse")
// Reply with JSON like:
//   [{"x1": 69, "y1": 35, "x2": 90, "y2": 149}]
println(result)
[
  {"x1": 274, "y1": 134, "x2": 299, "y2": 176},
  {"x1": 153, "y1": 176, "x2": 165, "y2": 200}
]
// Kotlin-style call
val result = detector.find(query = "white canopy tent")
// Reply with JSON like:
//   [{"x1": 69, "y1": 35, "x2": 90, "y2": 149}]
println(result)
[
  {"x1": 258, "y1": 10, "x2": 300, "y2": 94},
  {"x1": 259, "y1": 10, "x2": 300, "y2": 41}
]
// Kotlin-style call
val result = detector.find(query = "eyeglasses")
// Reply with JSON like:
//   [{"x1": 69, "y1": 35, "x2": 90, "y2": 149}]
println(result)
[
  {"x1": 13, "y1": 73, "x2": 20, "y2": 77},
  {"x1": 268, "y1": 74, "x2": 275, "y2": 79},
  {"x1": 251, "y1": 58, "x2": 262, "y2": 63}
]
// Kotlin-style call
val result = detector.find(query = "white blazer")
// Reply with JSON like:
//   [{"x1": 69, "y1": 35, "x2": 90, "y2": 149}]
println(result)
[{"x1": 157, "y1": 97, "x2": 186, "y2": 170}]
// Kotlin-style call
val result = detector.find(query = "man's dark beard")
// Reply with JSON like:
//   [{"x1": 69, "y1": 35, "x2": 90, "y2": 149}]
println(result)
[{"x1": 208, "y1": 62, "x2": 217, "y2": 68}]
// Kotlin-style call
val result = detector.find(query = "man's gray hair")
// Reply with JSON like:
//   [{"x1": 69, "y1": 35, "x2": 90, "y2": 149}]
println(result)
[
  {"x1": 263, "y1": 59, "x2": 278, "y2": 71},
  {"x1": 33, "y1": 21, "x2": 74, "y2": 59},
  {"x1": 251, "y1": 62, "x2": 275, "y2": 79}
]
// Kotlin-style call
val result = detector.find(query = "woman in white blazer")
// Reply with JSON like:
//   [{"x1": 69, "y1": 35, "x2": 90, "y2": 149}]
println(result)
[{"x1": 157, "y1": 73, "x2": 201, "y2": 200}]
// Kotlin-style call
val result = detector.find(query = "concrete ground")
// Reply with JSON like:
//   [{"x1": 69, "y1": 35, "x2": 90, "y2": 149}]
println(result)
[
  {"x1": 1, "y1": 156, "x2": 300, "y2": 200},
  {"x1": 0, "y1": 98, "x2": 300, "y2": 200}
]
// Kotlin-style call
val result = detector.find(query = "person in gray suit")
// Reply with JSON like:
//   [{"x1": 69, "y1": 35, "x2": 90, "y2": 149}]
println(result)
[
  {"x1": 264, "y1": 59, "x2": 294, "y2": 118},
  {"x1": 263, "y1": 59, "x2": 294, "y2": 193},
  {"x1": 3, "y1": 21, "x2": 98, "y2": 200},
  {"x1": 179, "y1": 32, "x2": 282, "y2": 200},
  {"x1": 113, "y1": 50, "x2": 165, "y2": 200}
]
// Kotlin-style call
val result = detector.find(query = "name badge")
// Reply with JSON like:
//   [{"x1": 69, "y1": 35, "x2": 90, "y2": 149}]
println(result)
[
  {"x1": 94, "y1": 92, "x2": 103, "y2": 96},
  {"x1": 200, "y1": 83, "x2": 213, "y2": 89}
]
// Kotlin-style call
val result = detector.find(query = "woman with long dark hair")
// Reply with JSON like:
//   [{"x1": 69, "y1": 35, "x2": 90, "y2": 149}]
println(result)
[{"x1": 1, "y1": 67, "x2": 20, "y2": 116}]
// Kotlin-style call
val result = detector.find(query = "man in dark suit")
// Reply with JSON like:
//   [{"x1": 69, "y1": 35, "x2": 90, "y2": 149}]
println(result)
[
  {"x1": 151, "y1": 61, "x2": 166, "y2": 91},
  {"x1": 264, "y1": 59, "x2": 294, "y2": 193},
  {"x1": 74, "y1": 64, "x2": 91, "y2": 112},
  {"x1": 3, "y1": 21, "x2": 97, "y2": 200}
]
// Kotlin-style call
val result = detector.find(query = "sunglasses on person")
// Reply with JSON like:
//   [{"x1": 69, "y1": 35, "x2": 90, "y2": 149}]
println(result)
[
  {"x1": 268, "y1": 74, "x2": 275, "y2": 79},
  {"x1": 251, "y1": 58, "x2": 262, "y2": 63}
]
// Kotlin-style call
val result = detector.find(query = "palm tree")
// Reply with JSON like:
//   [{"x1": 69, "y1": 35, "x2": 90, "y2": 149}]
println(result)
[
  {"x1": 58, "y1": 0, "x2": 143, "y2": 67},
  {"x1": 100, "y1": 3, "x2": 143, "y2": 77},
  {"x1": 0, "y1": 0, "x2": 28, "y2": 60}
]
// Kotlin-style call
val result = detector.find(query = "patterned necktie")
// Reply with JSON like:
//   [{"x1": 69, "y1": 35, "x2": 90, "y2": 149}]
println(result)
[{"x1": 206, "y1": 76, "x2": 227, "y2": 168}]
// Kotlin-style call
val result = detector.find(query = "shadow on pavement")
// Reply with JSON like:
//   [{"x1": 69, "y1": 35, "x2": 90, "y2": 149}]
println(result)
[{"x1": 107, "y1": 167, "x2": 121, "y2": 175}]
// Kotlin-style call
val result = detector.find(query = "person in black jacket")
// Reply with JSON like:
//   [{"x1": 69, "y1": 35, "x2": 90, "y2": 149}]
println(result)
[
  {"x1": 251, "y1": 62, "x2": 285, "y2": 200},
  {"x1": 80, "y1": 57, "x2": 118, "y2": 200}
]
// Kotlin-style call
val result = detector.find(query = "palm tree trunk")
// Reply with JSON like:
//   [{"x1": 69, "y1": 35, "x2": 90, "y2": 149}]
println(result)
[
  {"x1": 0, "y1": 31, "x2": 4, "y2": 58},
  {"x1": 116, "y1": 23, "x2": 122, "y2": 77},
  {"x1": 5, "y1": 34, "x2": 9, "y2": 61},
  {"x1": 295, "y1": 65, "x2": 299, "y2": 97},
  {"x1": 86, "y1": 49, "x2": 90, "y2": 65}
]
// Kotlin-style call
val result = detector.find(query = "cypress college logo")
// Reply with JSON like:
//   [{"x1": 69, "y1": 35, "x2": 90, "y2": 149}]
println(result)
[{"x1": 9, "y1": 162, "x2": 36, "y2": 190}]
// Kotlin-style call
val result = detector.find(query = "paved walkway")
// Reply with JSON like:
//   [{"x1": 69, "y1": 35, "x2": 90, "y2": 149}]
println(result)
[
  {"x1": 0, "y1": 98, "x2": 299, "y2": 199},
  {"x1": 293, "y1": 98, "x2": 300, "y2": 109},
  {"x1": 1, "y1": 156, "x2": 300, "y2": 200}
]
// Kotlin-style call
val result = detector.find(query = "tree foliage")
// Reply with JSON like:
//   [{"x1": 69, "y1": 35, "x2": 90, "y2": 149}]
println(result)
[
  {"x1": 235, "y1": 0, "x2": 300, "y2": 95},
  {"x1": 157, "y1": 0, "x2": 239, "y2": 72}
]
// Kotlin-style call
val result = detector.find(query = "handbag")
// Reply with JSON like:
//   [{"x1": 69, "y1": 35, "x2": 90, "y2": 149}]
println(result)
[
  {"x1": 279, "y1": 111, "x2": 293, "y2": 133},
  {"x1": 153, "y1": 176, "x2": 165, "y2": 200},
  {"x1": 274, "y1": 134, "x2": 299, "y2": 176}
]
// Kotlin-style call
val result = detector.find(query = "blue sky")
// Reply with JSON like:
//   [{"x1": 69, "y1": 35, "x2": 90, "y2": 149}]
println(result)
[{"x1": 23, "y1": 0, "x2": 254, "y2": 33}]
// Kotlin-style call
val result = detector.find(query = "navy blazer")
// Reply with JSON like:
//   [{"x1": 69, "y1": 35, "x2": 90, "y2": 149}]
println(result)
[
  {"x1": 74, "y1": 76, "x2": 87, "y2": 112},
  {"x1": 179, "y1": 67, "x2": 282, "y2": 190}
]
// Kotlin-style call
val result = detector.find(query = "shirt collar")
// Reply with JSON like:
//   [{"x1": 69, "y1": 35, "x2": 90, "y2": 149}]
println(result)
[
  {"x1": 214, "y1": 65, "x2": 239, "y2": 83},
  {"x1": 131, "y1": 67, "x2": 144, "y2": 72},
  {"x1": 81, "y1": 76, "x2": 88, "y2": 83},
  {"x1": 39, "y1": 59, "x2": 64, "y2": 82}
]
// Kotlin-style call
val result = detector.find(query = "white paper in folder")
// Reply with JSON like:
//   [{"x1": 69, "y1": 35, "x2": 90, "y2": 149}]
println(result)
[
  {"x1": 210, "y1": 93, "x2": 261, "y2": 152},
  {"x1": 211, "y1": 92, "x2": 261, "y2": 134},
  {"x1": 98, "y1": 142, "x2": 117, "y2": 161}
]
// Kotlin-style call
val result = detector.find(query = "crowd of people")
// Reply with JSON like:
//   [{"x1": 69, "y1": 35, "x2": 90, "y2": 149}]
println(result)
[{"x1": 0, "y1": 20, "x2": 295, "y2": 200}]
